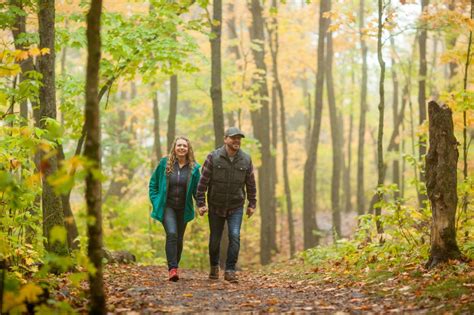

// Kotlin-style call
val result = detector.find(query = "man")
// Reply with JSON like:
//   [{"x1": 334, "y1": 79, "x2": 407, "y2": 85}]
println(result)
[{"x1": 196, "y1": 127, "x2": 257, "y2": 283}]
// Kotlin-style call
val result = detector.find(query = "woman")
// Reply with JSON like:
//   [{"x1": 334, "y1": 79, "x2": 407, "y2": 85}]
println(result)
[{"x1": 149, "y1": 136, "x2": 201, "y2": 281}]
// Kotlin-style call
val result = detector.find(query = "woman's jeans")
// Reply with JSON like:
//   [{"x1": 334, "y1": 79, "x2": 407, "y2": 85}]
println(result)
[
  {"x1": 208, "y1": 207, "x2": 243, "y2": 271},
  {"x1": 162, "y1": 207, "x2": 187, "y2": 270}
]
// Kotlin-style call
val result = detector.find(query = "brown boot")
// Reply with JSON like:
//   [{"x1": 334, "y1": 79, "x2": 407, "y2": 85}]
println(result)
[
  {"x1": 224, "y1": 271, "x2": 238, "y2": 283},
  {"x1": 209, "y1": 265, "x2": 219, "y2": 279}
]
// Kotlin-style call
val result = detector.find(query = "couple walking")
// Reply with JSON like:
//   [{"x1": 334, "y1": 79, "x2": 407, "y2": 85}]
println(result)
[{"x1": 148, "y1": 127, "x2": 257, "y2": 283}]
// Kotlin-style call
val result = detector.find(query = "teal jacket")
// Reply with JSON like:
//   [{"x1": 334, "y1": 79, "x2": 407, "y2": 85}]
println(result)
[{"x1": 149, "y1": 157, "x2": 201, "y2": 223}]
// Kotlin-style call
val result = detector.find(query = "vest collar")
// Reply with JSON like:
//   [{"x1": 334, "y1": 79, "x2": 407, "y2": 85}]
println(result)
[{"x1": 218, "y1": 145, "x2": 242, "y2": 162}]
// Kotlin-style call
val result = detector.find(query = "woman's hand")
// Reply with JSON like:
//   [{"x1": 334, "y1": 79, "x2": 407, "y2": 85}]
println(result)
[{"x1": 198, "y1": 206, "x2": 208, "y2": 216}]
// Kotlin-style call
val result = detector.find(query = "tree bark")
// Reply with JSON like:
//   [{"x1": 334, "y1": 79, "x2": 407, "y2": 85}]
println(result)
[
  {"x1": 390, "y1": 36, "x2": 401, "y2": 199},
  {"x1": 447, "y1": 0, "x2": 458, "y2": 91},
  {"x1": 417, "y1": 0, "x2": 429, "y2": 207},
  {"x1": 152, "y1": 91, "x2": 162, "y2": 167},
  {"x1": 210, "y1": 0, "x2": 224, "y2": 148},
  {"x1": 303, "y1": 0, "x2": 328, "y2": 249},
  {"x1": 343, "y1": 61, "x2": 354, "y2": 213},
  {"x1": 325, "y1": 6, "x2": 342, "y2": 238},
  {"x1": 10, "y1": 0, "x2": 39, "y2": 245},
  {"x1": 357, "y1": 0, "x2": 368, "y2": 216},
  {"x1": 10, "y1": 0, "x2": 32, "y2": 122},
  {"x1": 248, "y1": 0, "x2": 277, "y2": 264},
  {"x1": 38, "y1": 0, "x2": 68, "y2": 255},
  {"x1": 425, "y1": 101, "x2": 462, "y2": 269},
  {"x1": 167, "y1": 74, "x2": 178, "y2": 152},
  {"x1": 268, "y1": 0, "x2": 295, "y2": 257},
  {"x1": 373, "y1": 0, "x2": 386, "y2": 234},
  {"x1": 460, "y1": 0, "x2": 473, "y2": 238},
  {"x1": 85, "y1": 0, "x2": 105, "y2": 312}
]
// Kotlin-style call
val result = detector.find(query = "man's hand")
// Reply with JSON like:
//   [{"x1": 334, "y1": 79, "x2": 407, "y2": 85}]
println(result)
[
  {"x1": 198, "y1": 206, "x2": 208, "y2": 216},
  {"x1": 246, "y1": 207, "x2": 255, "y2": 218}
]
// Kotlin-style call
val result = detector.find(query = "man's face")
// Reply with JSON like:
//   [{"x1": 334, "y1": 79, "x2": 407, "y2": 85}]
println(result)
[{"x1": 224, "y1": 135, "x2": 242, "y2": 152}]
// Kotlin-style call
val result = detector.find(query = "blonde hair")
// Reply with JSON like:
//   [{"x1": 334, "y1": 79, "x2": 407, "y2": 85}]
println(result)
[{"x1": 166, "y1": 136, "x2": 196, "y2": 175}]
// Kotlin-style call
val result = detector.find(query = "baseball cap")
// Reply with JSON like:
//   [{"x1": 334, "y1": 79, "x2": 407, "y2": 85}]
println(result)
[{"x1": 224, "y1": 127, "x2": 245, "y2": 138}]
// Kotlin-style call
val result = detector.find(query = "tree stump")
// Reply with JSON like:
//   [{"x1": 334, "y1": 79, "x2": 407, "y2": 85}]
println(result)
[{"x1": 425, "y1": 101, "x2": 462, "y2": 269}]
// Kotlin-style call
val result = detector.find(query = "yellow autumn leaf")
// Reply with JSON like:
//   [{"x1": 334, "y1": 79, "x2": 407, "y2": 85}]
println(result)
[
  {"x1": 327, "y1": 23, "x2": 341, "y2": 33},
  {"x1": 25, "y1": 257, "x2": 35, "y2": 266},
  {"x1": 40, "y1": 48, "x2": 50, "y2": 55},
  {"x1": 0, "y1": 64, "x2": 21, "y2": 77},
  {"x1": 26, "y1": 173, "x2": 41, "y2": 188},
  {"x1": 3, "y1": 292, "x2": 27, "y2": 313},
  {"x1": 28, "y1": 47, "x2": 41, "y2": 57},
  {"x1": 19, "y1": 283, "x2": 43, "y2": 303},
  {"x1": 14, "y1": 50, "x2": 29, "y2": 61}
]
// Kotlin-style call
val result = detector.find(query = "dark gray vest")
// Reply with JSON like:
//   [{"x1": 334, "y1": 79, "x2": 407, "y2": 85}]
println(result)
[{"x1": 208, "y1": 146, "x2": 251, "y2": 210}]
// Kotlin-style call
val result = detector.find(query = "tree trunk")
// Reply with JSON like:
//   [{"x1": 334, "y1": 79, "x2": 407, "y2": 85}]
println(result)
[
  {"x1": 210, "y1": 0, "x2": 224, "y2": 148},
  {"x1": 248, "y1": 0, "x2": 277, "y2": 264},
  {"x1": 212, "y1": 0, "x2": 230, "y2": 264},
  {"x1": 38, "y1": 0, "x2": 68, "y2": 255},
  {"x1": 57, "y1": 146, "x2": 79, "y2": 250},
  {"x1": 447, "y1": 0, "x2": 458, "y2": 91},
  {"x1": 303, "y1": 0, "x2": 328, "y2": 249},
  {"x1": 344, "y1": 61, "x2": 354, "y2": 213},
  {"x1": 10, "y1": 0, "x2": 32, "y2": 122},
  {"x1": 417, "y1": 0, "x2": 429, "y2": 207},
  {"x1": 460, "y1": 0, "x2": 473, "y2": 238},
  {"x1": 152, "y1": 91, "x2": 162, "y2": 167},
  {"x1": 167, "y1": 74, "x2": 178, "y2": 152},
  {"x1": 390, "y1": 36, "x2": 400, "y2": 199},
  {"x1": 425, "y1": 101, "x2": 462, "y2": 269},
  {"x1": 357, "y1": 0, "x2": 368, "y2": 216},
  {"x1": 85, "y1": 0, "x2": 105, "y2": 312},
  {"x1": 374, "y1": 0, "x2": 386, "y2": 234},
  {"x1": 224, "y1": 2, "x2": 241, "y2": 127},
  {"x1": 325, "y1": 8, "x2": 342, "y2": 238},
  {"x1": 268, "y1": 0, "x2": 295, "y2": 257},
  {"x1": 10, "y1": 0, "x2": 39, "y2": 245}
]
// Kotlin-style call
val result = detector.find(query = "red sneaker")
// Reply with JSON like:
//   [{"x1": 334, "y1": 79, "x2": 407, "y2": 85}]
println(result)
[{"x1": 169, "y1": 268, "x2": 179, "y2": 282}]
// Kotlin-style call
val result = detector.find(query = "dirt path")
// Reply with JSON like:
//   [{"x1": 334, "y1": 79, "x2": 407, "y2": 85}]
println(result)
[{"x1": 100, "y1": 264, "x2": 430, "y2": 313}]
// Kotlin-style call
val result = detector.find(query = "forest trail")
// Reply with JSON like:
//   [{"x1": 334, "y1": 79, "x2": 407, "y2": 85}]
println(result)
[{"x1": 65, "y1": 262, "x2": 473, "y2": 313}]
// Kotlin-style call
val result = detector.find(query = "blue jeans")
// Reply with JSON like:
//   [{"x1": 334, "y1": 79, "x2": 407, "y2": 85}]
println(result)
[
  {"x1": 208, "y1": 207, "x2": 243, "y2": 271},
  {"x1": 162, "y1": 207, "x2": 187, "y2": 270}
]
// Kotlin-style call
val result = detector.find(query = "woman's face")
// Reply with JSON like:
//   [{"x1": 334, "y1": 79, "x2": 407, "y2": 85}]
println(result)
[{"x1": 174, "y1": 139, "x2": 189, "y2": 159}]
